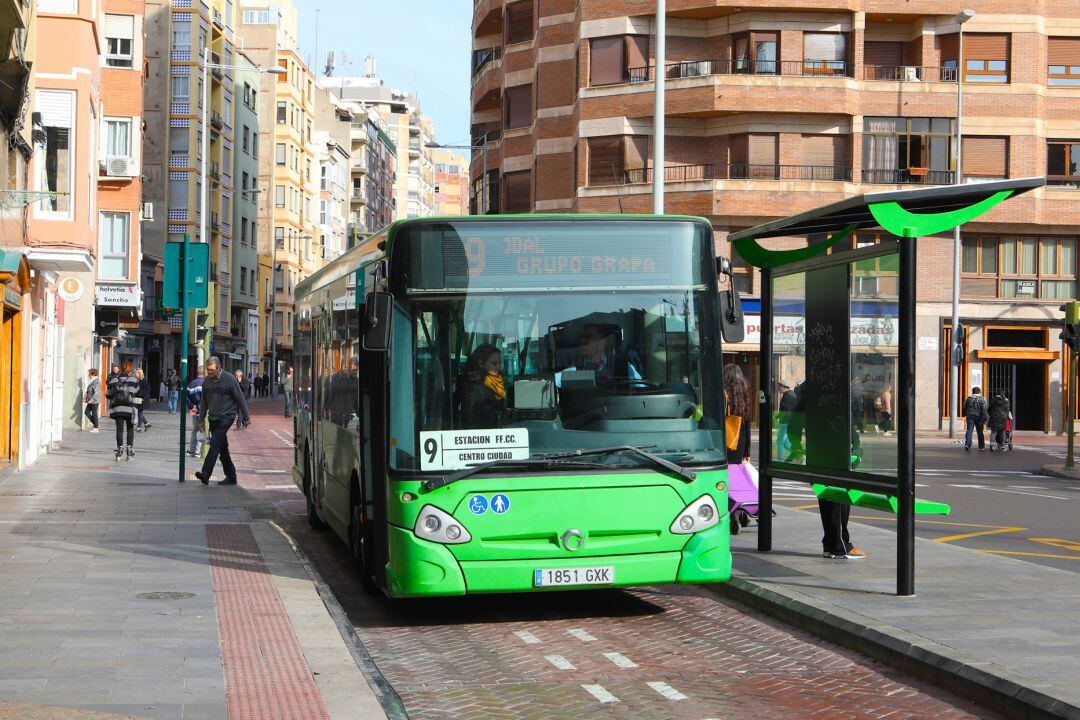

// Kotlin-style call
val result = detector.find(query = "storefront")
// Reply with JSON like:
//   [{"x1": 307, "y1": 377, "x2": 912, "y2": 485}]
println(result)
[{"x1": 0, "y1": 251, "x2": 30, "y2": 468}]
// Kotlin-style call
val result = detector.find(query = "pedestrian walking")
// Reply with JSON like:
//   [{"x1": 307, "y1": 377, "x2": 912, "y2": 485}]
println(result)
[
  {"x1": 186, "y1": 366, "x2": 205, "y2": 457},
  {"x1": 875, "y1": 385, "x2": 893, "y2": 436},
  {"x1": 106, "y1": 363, "x2": 140, "y2": 461},
  {"x1": 134, "y1": 368, "x2": 152, "y2": 432},
  {"x1": 283, "y1": 367, "x2": 294, "y2": 418},
  {"x1": 104, "y1": 364, "x2": 120, "y2": 411},
  {"x1": 165, "y1": 369, "x2": 180, "y2": 414},
  {"x1": 253, "y1": 374, "x2": 263, "y2": 398},
  {"x1": 233, "y1": 370, "x2": 252, "y2": 430},
  {"x1": 962, "y1": 386, "x2": 988, "y2": 451},
  {"x1": 776, "y1": 380, "x2": 796, "y2": 461},
  {"x1": 83, "y1": 368, "x2": 101, "y2": 433},
  {"x1": 988, "y1": 390, "x2": 1011, "y2": 452},
  {"x1": 195, "y1": 356, "x2": 251, "y2": 486},
  {"x1": 262, "y1": 372, "x2": 270, "y2": 398}
]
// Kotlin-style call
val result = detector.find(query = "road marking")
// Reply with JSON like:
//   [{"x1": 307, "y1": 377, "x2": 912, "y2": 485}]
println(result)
[
  {"x1": 790, "y1": 503, "x2": 820, "y2": 510},
  {"x1": 567, "y1": 628, "x2": 597, "y2": 642},
  {"x1": 265, "y1": 484, "x2": 296, "y2": 490},
  {"x1": 1008, "y1": 485, "x2": 1048, "y2": 490},
  {"x1": 269, "y1": 429, "x2": 293, "y2": 446},
  {"x1": 847, "y1": 516, "x2": 1022, "y2": 529},
  {"x1": 545, "y1": 655, "x2": 575, "y2": 670},
  {"x1": 932, "y1": 526, "x2": 1026, "y2": 543},
  {"x1": 647, "y1": 681, "x2": 688, "y2": 701},
  {"x1": 1029, "y1": 537, "x2": 1080, "y2": 552},
  {"x1": 602, "y1": 652, "x2": 638, "y2": 668},
  {"x1": 581, "y1": 684, "x2": 619, "y2": 703},
  {"x1": 514, "y1": 630, "x2": 542, "y2": 645},
  {"x1": 976, "y1": 549, "x2": 1080, "y2": 560},
  {"x1": 950, "y1": 484, "x2": 1070, "y2": 500}
]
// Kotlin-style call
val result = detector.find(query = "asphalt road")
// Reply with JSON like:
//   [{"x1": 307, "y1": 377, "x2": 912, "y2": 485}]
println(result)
[{"x1": 765, "y1": 434, "x2": 1080, "y2": 573}]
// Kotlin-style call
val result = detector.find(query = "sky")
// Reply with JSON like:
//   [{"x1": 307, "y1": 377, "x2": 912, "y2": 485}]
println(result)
[{"x1": 293, "y1": 0, "x2": 474, "y2": 149}]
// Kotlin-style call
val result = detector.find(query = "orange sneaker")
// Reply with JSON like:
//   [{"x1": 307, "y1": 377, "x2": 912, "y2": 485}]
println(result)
[{"x1": 846, "y1": 547, "x2": 867, "y2": 560}]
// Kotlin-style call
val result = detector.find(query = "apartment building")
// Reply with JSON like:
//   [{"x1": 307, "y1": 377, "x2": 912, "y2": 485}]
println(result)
[
  {"x1": 228, "y1": 52, "x2": 260, "y2": 375},
  {"x1": 472, "y1": 0, "x2": 1080, "y2": 432},
  {"x1": 313, "y1": 87, "x2": 351, "y2": 261},
  {"x1": 433, "y1": 148, "x2": 469, "y2": 216},
  {"x1": 239, "y1": 0, "x2": 318, "y2": 376},
  {"x1": 320, "y1": 73, "x2": 436, "y2": 222}
]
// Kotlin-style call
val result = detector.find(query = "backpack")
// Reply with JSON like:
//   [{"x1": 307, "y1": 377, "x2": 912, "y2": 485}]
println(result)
[{"x1": 112, "y1": 381, "x2": 134, "y2": 406}]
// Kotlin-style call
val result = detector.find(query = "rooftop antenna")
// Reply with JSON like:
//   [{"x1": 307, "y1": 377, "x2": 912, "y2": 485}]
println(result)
[{"x1": 324, "y1": 50, "x2": 335, "y2": 77}]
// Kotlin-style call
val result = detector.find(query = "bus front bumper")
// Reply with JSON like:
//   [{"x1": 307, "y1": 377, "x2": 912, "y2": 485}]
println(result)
[{"x1": 384, "y1": 524, "x2": 730, "y2": 598}]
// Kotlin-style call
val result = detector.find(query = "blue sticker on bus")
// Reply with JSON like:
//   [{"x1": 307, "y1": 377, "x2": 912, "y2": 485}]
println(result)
[
  {"x1": 468, "y1": 495, "x2": 489, "y2": 515},
  {"x1": 491, "y1": 494, "x2": 510, "y2": 514}
]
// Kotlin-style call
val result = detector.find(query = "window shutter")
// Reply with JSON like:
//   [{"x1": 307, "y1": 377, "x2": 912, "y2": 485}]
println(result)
[
  {"x1": 965, "y1": 33, "x2": 1008, "y2": 60},
  {"x1": 864, "y1": 41, "x2": 902, "y2": 68},
  {"x1": 626, "y1": 35, "x2": 648, "y2": 71},
  {"x1": 624, "y1": 136, "x2": 649, "y2": 170},
  {"x1": 590, "y1": 37, "x2": 625, "y2": 85},
  {"x1": 936, "y1": 34, "x2": 959, "y2": 63},
  {"x1": 730, "y1": 134, "x2": 748, "y2": 165},
  {"x1": 588, "y1": 137, "x2": 623, "y2": 185},
  {"x1": 802, "y1": 134, "x2": 843, "y2": 167},
  {"x1": 35, "y1": 90, "x2": 74, "y2": 128},
  {"x1": 105, "y1": 14, "x2": 134, "y2": 39},
  {"x1": 1049, "y1": 37, "x2": 1080, "y2": 66},
  {"x1": 505, "y1": 1, "x2": 533, "y2": 45},
  {"x1": 748, "y1": 134, "x2": 777, "y2": 165},
  {"x1": 963, "y1": 136, "x2": 1007, "y2": 178},
  {"x1": 503, "y1": 171, "x2": 531, "y2": 213},
  {"x1": 505, "y1": 84, "x2": 532, "y2": 129}
]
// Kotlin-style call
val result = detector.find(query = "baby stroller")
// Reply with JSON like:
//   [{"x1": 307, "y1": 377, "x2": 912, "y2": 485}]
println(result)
[
  {"x1": 727, "y1": 462, "x2": 759, "y2": 534},
  {"x1": 997, "y1": 417, "x2": 1014, "y2": 452}
]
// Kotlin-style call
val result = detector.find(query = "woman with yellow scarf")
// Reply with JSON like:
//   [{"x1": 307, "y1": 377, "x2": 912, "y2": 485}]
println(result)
[{"x1": 460, "y1": 344, "x2": 507, "y2": 429}]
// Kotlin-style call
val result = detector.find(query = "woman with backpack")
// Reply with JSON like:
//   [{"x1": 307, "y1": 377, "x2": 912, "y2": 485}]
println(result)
[{"x1": 106, "y1": 362, "x2": 141, "y2": 461}]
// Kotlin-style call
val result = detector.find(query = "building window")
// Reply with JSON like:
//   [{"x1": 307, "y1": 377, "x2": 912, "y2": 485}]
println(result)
[
  {"x1": 1048, "y1": 38, "x2": 1080, "y2": 86},
  {"x1": 275, "y1": 185, "x2": 285, "y2": 207},
  {"x1": 104, "y1": 15, "x2": 135, "y2": 68},
  {"x1": 171, "y1": 76, "x2": 190, "y2": 100},
  {"x1": 802, "y1": 33, "x2": 847, "y2": 75},
  {"x1": 39, "y1": 0, "x2": 77, "y2": 14},
  {"x1": 963, "y1": 34, "x2": 1009, "y2": 83},
  {"x1": 35, "y1": 89, "x2": 74, "y2": 215},
  {"x1": 104, "y1": 118, "x2": 132, "y2": 158},
  {"x1": 276, "y1": 143, "x2": 286, "y2": 165},
  {"x1": 504, "y1": 84, "x2": 532, "y2": 130},
  {"x1": 502, "y1": 170, "x2": 531, "y2": 213},
  {"x1": 590, "y1": 36, "x2": 648, "y2": 85},
  {"x1": 505, "y1": 1, "x2": 533, "y2": 45},
  {"x1": 172, "y1": 26, "x2": 191, "y2": 51},
  {"x1": 962, "y1": 235, "x2": 1076, "y2": 299},
  {"x1": 276, "y1": 101, "x2": 286, "y2": 123},
  {"x1": 862, "y1": 117, "x2": 955, "y2": 184},
  {"x1": 1047, "y1": 140, "x2": 1080, "y2": 186},
  {"x1": 962, "y1": 136, "x2": 1008, "y2": 180},
  {"x1": 733, "y1": 31, "x2": 779, "y2": 75},
  {"x1": 240, "y1": 266, "x2": 247, "y2": 292},
  {"x1": 99, "y1": 212, "x2": 130, "y2": 278},
  {"x1": 274, "y1": 226, "x2": 284, "y2": 250}
]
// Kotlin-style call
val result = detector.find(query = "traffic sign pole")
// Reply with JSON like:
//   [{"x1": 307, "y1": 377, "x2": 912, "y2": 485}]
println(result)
[
  {"x1": 1065, "y1": 301, "x2": 1079, "y2": 470},
  {"x1": 179, "y1": 234, "x2": 189, "y2": 483}
]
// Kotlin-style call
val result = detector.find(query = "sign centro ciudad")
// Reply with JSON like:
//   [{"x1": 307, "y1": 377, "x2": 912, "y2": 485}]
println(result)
[{"x1": 418, "y1": 429, "x2": 530, "y2": 472}]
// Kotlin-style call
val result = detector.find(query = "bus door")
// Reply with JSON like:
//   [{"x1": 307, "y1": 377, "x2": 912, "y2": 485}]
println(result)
[{"x1": 310, "y1": 309, "x2": 329, "y2": 523}]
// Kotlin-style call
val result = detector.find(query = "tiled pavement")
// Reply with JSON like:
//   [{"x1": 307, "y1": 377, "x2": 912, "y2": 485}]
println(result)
[
  {"x1": 234, "y1": 406, "x2": 1003, "y2": 720},
  {"x1": 0, "y1": 409, "x2": 383, "y2": 720}
]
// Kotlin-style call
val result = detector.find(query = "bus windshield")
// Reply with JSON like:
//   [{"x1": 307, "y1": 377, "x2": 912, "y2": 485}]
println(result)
[{"x1": 387, "y1": 219, "x2": 727, "y2": 474}]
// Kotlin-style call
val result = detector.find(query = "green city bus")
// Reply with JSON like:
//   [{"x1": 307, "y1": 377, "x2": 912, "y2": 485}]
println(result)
[{"x1": 292, "y1": 215, "x2": 734, "y2": 597}]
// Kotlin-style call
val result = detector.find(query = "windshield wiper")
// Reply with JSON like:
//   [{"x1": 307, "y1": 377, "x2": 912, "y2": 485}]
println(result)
[
  {"x1": 539, "y1": 445, "x2": 699, "y2": 483},
  {"x1": 424, "y1": 458, "x2": 610, "y2": 491}
]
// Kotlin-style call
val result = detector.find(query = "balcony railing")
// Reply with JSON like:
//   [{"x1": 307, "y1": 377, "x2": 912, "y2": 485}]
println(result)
[
  {"x1": 472, "y1": 46, "x2": 503, "y2": 78},
  {"x1": 471, "y1": 128, "x2": 502, "y2": 147},
  {"x1": 620, "y1": 163, "x2": 853, "y2": 184},
  {"x1": 863, "y1": 65, "x2": 957, "y2": 83},
  {"x1": 863, "y1": 168, "x2": 956, "y2": 184},
  {"x1": 210, "y1": 110, "x2": 223, "y2": 129},
  {"x1": 627, "y1": 58, "x2": 855, "y2": 83},
  {"x1": 351, "y1": 187, "x2": 365, "y2": 200}
]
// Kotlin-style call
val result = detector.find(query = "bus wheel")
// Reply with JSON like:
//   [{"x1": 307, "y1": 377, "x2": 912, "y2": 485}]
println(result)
[
  {"x1": 305, "y1": 448, "x2": 324, "y2": 531},
  {"x1": 729, "y1": 514, "x2": 740, "y2": 535},
  {"x1": 349, "y1": 485, "x2": 379, "y2": 595}
]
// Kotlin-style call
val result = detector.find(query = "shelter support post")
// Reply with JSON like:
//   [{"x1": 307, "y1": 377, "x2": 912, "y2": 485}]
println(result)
[
  {"x1": 897, "y1": 236, "x2": 917, "y2": 596},
  {"x1": 758, "y1": 267, "x2": 774, "y2": 552}
]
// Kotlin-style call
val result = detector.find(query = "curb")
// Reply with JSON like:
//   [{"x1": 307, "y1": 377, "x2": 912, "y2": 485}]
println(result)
[
  {"x1": 1039, "y1": 464, "x2": 1080, "y2": 481},
  {"x1": 710, "y1": 576, "x2": 1080, "y2": 720}
]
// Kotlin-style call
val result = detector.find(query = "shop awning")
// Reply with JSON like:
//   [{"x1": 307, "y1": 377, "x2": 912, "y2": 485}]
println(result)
[{"x1": 729, "y1": 177, "x2": 1046, "y2": 269}]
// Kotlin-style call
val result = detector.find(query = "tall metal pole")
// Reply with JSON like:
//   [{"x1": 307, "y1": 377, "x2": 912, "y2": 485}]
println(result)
[
  {"x1": 898, "y1": 235, "x2": 918, "y2": 596},
  {"x1": 270, "y1": 238, "x2": 278, "y2": 397},
  {"x1": 178, "y1": 234, "x2": 190, "y2": 483},
  {"x1": 652, "y1": 0, "x2": 665, "y2": 214},
  {"x1": 199, "y1": 46, "x2": 211, "y2": 369},
  {"x1": 758, "y1": 266, "x2": 774, "y2": 552},
  {"x1": 482, "y1": 138, "x2": 489, "y2": 214},
  {"x1": 948, "y1": 22, "x2": 966, "y2": 438}
]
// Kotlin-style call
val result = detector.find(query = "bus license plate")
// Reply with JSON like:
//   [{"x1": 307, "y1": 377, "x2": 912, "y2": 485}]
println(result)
[{"x1": 534, "y1": 567, "x2": 614, "y2": 587}]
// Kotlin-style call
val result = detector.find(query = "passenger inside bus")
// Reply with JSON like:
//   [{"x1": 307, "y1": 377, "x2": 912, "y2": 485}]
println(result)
[{"x1": 457, "y1": 344, "x2": 507, "y2": 429}]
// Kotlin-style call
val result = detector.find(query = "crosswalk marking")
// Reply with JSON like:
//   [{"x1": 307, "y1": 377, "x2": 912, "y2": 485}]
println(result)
[
  {"x1": 647, "y1": 681, "x2": 688, "y2": 701},
  {"x1": 545, "y1": 655, "x2": 575, "y2": 670},
  {"x1": 581, "y1": 684, "x2": 619, "y2": 703},
  {"x1": 567, "y1": 628, "x2": 597, "y2": 642},
  {"x1": 602, "y1": 652, "x2": 638, "y2": 668},
  {"x1": 513, "y1": 630, "x2": 541, "y2": 645}
]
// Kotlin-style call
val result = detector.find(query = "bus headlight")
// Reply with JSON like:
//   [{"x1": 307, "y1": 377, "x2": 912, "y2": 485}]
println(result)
[
  {"x1": 670, "y1": 495, "x2": 721, "y2": 535},
  {"x1": 415, "y1": 505, "x2": 472, "y2": 544}
]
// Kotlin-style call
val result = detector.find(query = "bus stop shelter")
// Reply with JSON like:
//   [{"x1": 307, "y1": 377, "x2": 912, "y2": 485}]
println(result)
[{"x1": 727, "y1": 177, "x2": 1045, "y2": 596}]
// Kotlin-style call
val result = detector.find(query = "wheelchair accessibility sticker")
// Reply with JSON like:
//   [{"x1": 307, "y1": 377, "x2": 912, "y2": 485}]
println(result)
[
  {"x1": 468, "y1": 496, "x2": 489, "y2": 515},
  {"x1": 491, "y1": 494, "x2": 510, "y2": 514}
]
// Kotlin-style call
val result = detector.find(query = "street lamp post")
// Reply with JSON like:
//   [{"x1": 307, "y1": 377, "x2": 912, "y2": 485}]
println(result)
[
  {"x1": 653, "y1": 0, "x2": 666, "y2": 214},
  {"x1": 948, "y1": 9, "x2": 976, "y2": 439},
  {"x1": 427, "y1": 140, "x2": 488, "y2": 214}
]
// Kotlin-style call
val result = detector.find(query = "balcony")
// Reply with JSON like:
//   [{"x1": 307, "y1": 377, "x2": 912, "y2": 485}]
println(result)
[
  {"x1": 210, "y1": 53, "x2": 223, "y2": 79},
  {"x1": 219, "y1": 270, "x2": 230, "y2": 286},
  {"x1": 627, "y1": 58, "x2": 855, "y2": 84},
  {"x1": 210, "y1": 213, "x2": 220, "y2": 231},
  {"x1": 619, "y1": 163, "x2": 853, "y2": 185},
  {"x1": 863, "y1": 65, "x2": 957, "y2": 83},
  {"x1": 863, "y1": 168, "x2": 955, "y2": 185},
  {"x1": 210, "y1": 110, "x2": 224, "y2": 129},
  {"x1": 472, "y1": 46, "x2": 502, "y2": 79},
  {"x1": 209, "y1": 160, "x2": 220, "y2": 181},
  {"x1": 351, "y1": 187, "x2": 365, "y2": 200}
]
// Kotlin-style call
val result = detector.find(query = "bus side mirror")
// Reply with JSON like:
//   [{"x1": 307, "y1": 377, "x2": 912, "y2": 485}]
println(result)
[
  {"x1": 716, "y1": 257, "x2": 745, "y2": 343},
  {"x1": 362, "y1": 292, "x2": 393, "y2": 352}
]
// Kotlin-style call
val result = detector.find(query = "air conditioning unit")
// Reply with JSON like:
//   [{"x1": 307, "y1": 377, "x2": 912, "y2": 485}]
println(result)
[
  {"x1": 106, "y1": 155, "x2": 137, "y2": 178},
  {"x1": 140, "y1": 202, "x2": 154, "y2": 221},
  {"x1": 902, "y1": 66, "x2": 920, "y2": 82}
]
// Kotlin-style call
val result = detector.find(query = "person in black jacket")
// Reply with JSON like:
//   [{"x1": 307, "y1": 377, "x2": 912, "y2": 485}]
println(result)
[
  {"x1": 233, "y1": 370, "x2": 252, "y2": 430},
  {"x1": 196, "y1": 356, "x2": 251, "y2": 485},
  {"x1": 459, "y1": 344, "x2": 505, "y2": 429},
  {"x1": 988, "y1": 391, "x2": 1011, "y2": 452},
  {"x1": 106, "y1": 363, "x2": 141, "y2": 461},
  {"x1": 134, "y1": 368, "x2": 152, "y2": 432}
]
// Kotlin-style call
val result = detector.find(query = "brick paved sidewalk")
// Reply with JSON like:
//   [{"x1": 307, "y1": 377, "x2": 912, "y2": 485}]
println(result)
[
  {"x1": 720, "y1": 506, "x2": 1080, "y2": 720},
  {"x1": 0, "y1": 410, "x2": 385, "y2": 720}
]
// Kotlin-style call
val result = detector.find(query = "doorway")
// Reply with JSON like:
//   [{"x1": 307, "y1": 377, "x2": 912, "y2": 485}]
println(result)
[{"x1": 986, "y1": 360, "x2": 1046, "y2": 431}]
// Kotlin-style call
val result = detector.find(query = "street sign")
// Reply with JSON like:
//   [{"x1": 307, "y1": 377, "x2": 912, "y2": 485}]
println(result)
[{"x1": 162, "y1": 242, "x2": 209, "y2": 309}]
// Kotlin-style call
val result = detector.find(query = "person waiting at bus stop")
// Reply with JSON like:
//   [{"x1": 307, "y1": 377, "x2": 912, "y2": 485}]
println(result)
[
  {"x1": 194, "y1": 356, "x2": 251, "y2": 486},
  {"x1": 459, "y1": 344, "x2": 506, "y2": 429}
]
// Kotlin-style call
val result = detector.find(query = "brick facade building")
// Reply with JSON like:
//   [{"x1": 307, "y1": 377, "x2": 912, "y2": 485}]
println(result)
[{"x1": 471, "y1": 0, "x2": 1080, "y2": 432}]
